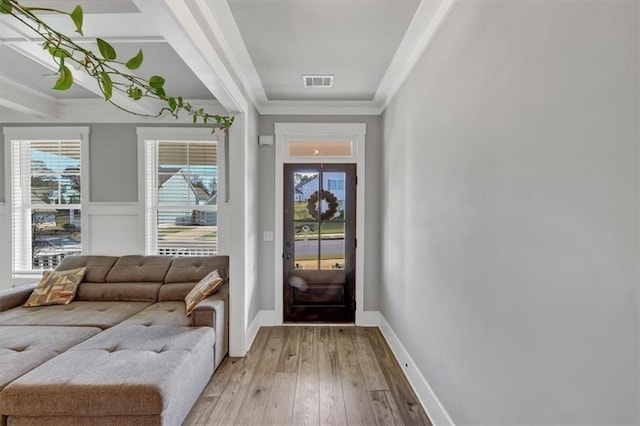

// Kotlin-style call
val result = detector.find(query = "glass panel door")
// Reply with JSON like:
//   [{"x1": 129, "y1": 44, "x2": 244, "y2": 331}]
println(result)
[{"x1": 283, "y1": 164, "x2": 356, "y2": 322}]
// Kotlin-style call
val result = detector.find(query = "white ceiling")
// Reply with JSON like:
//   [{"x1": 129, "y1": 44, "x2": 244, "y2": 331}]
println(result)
[
  {"x1": 0, "y1": 0, "x2": 455, "y2": 119},
  {"x1": 227, "y1": 0, "x2": 420, "y2": 102}
]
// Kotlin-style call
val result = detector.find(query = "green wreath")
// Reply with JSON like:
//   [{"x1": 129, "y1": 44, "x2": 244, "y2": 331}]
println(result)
[{"x1": 306, "y1": 190, "x2": 339, "y2": 221}]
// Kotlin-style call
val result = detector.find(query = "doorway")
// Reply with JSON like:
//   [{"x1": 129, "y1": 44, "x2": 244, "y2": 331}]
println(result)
[{"x1": 283, "y1": 163, "x2": 356, "y2": 322}]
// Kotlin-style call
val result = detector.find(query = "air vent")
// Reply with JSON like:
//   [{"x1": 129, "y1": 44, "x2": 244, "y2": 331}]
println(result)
[{"x1": 302, "y1": 75, "x2": 334, "y2": 88}]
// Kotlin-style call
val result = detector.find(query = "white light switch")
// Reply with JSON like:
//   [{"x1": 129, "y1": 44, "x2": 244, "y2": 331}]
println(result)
[{"x1": 263, "y1": 231, "x2": 274, "y2": 242}]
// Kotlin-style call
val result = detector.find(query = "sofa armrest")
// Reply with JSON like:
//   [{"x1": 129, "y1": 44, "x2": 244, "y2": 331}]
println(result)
[
  {"x1": 0, "y1": 284, "x2": 36, "y2": 312},
  {"x1": 192, "y1": 283, "x2": 229, "y2": 369}
]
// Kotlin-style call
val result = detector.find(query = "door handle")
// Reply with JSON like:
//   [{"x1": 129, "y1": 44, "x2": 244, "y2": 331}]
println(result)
[{"x1": 284, "y1": 241, "x2": 293, "y2": 261}]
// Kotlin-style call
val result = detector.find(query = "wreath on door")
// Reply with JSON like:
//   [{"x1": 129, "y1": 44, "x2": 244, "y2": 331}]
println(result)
[{"x1": 306, "y1": 190, "x2": 339, "y2": 221}]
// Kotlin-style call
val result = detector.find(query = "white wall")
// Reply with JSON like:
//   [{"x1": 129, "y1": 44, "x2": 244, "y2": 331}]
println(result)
[
  {"x1": 381, "y1": 1, "x2": 639, "y2": 424},
  {"x1": 245, "y1": 105, "x2": 261, "y2": 341}
]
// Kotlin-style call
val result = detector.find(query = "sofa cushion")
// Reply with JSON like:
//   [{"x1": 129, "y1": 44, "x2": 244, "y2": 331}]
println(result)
[
  {"x1": 184, "y1": 270, "x2": 224, "y2": 316},
  {"x1": 106, "y1": 256, "x2": 173, "y2": 283},
  {"x1": 0, "y1": 326, "x2": 101, "y2": 391},
  {"x1": 76, "y1": 282, "x2": 161, "y2": 302},
  {"x1": 119, "y1": 302, "x2": 191, "y2": 327},
  {"x1": 0, "y1": 325, "x2": 215, "y2": 426},
  {"x1": 157, "y1": 282, "x2": 196, "y2": 302},
  {"x1": 164, "y1": 255, "x2": 229, "y2": 283},
  {"x1": 55, "y1": 256, "x2": 119, "y2": 283},
  {"x1": 0, "y1": 301, "x2": 151, "y2": 329},
  {"x1": 23, "y1": 267, "x2": 86, "y2": 307},
  {"x1": 0, "y1": 285, "x2": 36, "y2": 312}
]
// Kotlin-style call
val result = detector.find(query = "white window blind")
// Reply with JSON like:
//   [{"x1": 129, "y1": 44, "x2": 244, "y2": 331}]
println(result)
[
  {"x1": 144, "y1": 140, "x2": 218, "y2": 256},
  {"x1": 10, "y1": 139, "x2": 83, "y2": 272}
]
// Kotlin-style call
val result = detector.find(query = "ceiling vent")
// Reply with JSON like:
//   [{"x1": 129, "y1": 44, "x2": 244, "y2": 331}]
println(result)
[{"x1": 303, "y1": 75, "x2": 334, "y2": 88}]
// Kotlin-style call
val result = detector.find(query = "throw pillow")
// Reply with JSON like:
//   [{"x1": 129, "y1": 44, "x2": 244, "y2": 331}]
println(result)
[
  {"x1": 23, "y1": 267, "x2": 86, "y2": 307},
  {"x1": 184, "y1": 269, "x2": 224, "y2": 316}
]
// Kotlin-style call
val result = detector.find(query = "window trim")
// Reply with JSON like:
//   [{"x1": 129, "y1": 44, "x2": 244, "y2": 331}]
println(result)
[
  {"x1": 137, "y1": 127, "x2": 222, "y2": 256},
  {"x1": 3, "y1": 126, "x2": 90, "y2": 277}
]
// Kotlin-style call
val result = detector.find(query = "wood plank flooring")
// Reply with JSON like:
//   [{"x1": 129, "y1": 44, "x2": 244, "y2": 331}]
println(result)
[{"x1": 184, "y1": 326, "x2": 431, "y2": 426}]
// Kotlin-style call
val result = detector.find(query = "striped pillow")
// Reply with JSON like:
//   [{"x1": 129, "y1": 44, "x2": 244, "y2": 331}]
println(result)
[
  {"x1": 184, "y1": 269, "x2": 224, "y2": 316},
  {"x1": 23, "y1": 267, "x2": 86, "y2": 307}
]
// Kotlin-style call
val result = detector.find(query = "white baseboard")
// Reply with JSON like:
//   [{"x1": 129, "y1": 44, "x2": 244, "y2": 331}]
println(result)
[
  {"x1": 378, "y1": 315, "x2": 455, "y2": 426},
  {"x1": 356, "y1": 309, "x2": 383, "y2": 326}
]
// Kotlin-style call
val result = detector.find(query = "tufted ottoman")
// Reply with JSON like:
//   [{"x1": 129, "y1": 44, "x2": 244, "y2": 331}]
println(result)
[
  {"x1": 0, "y1": 326, "x2": 101, "y2": 392},
  {"x1": 0, "y1": 324, "x2": 215, "y2": 426}
]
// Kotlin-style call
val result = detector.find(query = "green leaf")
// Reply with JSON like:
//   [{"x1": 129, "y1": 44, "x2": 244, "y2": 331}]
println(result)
[
  {"x1": 155, "y1": 87, "x2": 166, "y2": 100},
  {"x1": 192, "y1": 114, "x2": 197, "y2": 124},
  {"x1": 70, "y1": 5, "x2": 83, "y2": 35},
  {"x1": 0, "y1": 0, "x2": 13, "y2": 13},
  {"x1": 168, "y1": 97, "x2": 177, "y2": 111},
  {"x1": 128, "y1": 87, "x2": 142, "y2": 100},
  {"x1": 48, "y1": 46, "x2": 71, "y2": 58},
  {"x1": 177, "y1": 96, "x2": 183, "y2": 108},
  {"x1": 53, "y1": 65, "x2": 73, "y2": 90},
  {"x1": 99, "y1": 72, "x2": 113, "y2": 101},
  {"x1": 149, "y1": 75, "x2": 165, "y2": 89},
  {"x1": 96, "y1": 38, "x2": 116, "y2": 60},
  {"x1": 125, "y1": 49, "x2": 143, "y2": 70}
]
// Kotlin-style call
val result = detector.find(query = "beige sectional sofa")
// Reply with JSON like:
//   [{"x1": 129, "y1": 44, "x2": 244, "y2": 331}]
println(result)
[{"x1": 0, "y1": 255, "x2": 229, "y2": 426}]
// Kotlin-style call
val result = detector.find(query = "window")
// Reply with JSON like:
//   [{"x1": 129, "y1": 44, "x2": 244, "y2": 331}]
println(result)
[
  {"x1": 140, "y1": 129, "x2": 219, "y2": 256},
  {"x1": 4, "y1": 127, "x2": 89, "y2": 273},
  {"x1": 327, "y1": 179, "x2": 345, "y2": 191},
  {"x1": 287, "y1": 140, "x2": 352, "y2": 157}
]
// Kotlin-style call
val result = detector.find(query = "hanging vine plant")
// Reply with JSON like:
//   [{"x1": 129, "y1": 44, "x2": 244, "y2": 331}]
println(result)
[{"x1": 0, "y1": 0, "x2": 234, "y2": 132}]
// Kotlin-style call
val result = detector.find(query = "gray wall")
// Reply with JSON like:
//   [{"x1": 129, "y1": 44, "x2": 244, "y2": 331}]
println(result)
[
  {"x1": 382, "y1": 1, "x2": 639, "y2": 424},
  {"x1": 258, "y1": 115, "x2": 383, "y2": 311},
  {"x1": 89, "y1": 124, "x2": 139, "y2": 202}
]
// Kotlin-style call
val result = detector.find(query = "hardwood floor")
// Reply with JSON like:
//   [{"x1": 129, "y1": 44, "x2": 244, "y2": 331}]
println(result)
[{"x1": 184, "y1": 326, "x2": 431, "y2": 426}]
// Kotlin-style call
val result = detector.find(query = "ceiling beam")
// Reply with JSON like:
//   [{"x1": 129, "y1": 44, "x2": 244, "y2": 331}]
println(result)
[
  {"x1": 1, "y1": 16, "x2": 162, "y2": 117},
  {"x1": 132, "y1": 0, "x2": 247, "y2": 114},
  {"x1": 0, "y1": 74, "x2": 58, "y2": 118},
  {"x1": 191, "y1": 0, "x2": 269, "y2": 111},
  {"x1": 5, "y1": 39, "x2": 161, "y2": 116}
]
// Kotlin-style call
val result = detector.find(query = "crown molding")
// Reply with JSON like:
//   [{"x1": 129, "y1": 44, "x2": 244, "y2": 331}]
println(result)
[{"x1": 259, "y1": 100, "x2": 383, "y2": 116}]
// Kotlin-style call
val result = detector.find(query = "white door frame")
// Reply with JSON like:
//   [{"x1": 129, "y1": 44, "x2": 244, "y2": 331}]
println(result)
[{"x1": 274, "y1": 122, "x2": 366, "y2": 323}]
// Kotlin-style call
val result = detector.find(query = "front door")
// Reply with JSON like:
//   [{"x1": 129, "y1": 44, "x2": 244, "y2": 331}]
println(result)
[{"x1": 283, "y1": 163, "x2": 356, "y2": 322}]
